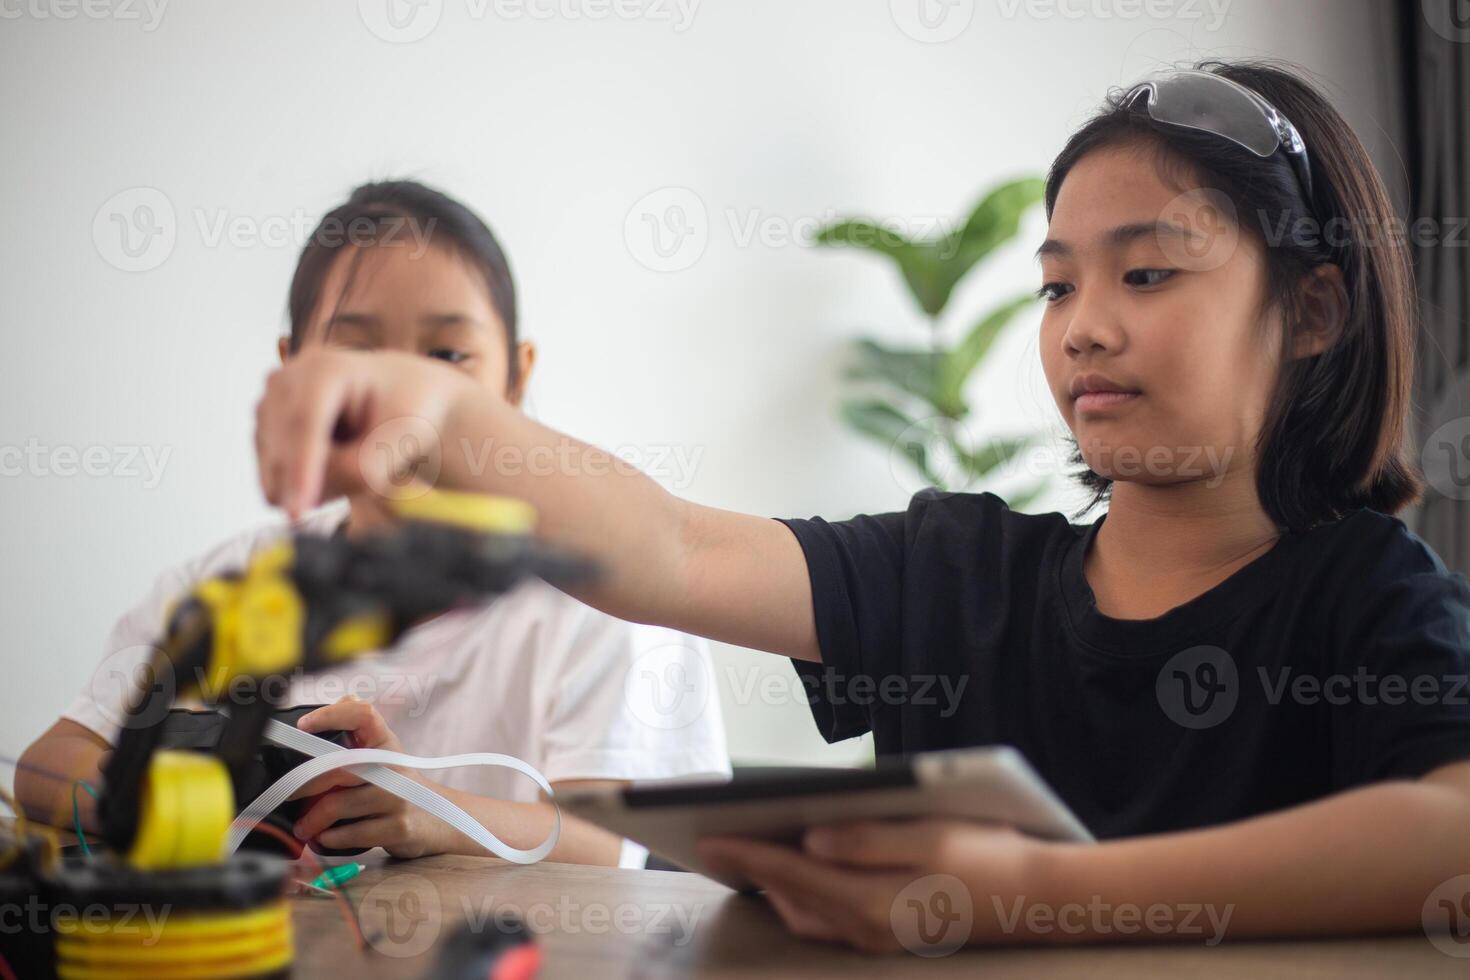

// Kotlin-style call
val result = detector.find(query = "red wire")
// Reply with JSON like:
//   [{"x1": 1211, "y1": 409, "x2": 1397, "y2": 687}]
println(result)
[{"x1": 243, "y1": 821, "x2": 367, "y2": 951}]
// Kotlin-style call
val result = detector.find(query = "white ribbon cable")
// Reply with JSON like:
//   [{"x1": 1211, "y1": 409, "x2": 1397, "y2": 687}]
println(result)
[{"x1": 223, "y1": 719, "x2": 559, "y2": 863}]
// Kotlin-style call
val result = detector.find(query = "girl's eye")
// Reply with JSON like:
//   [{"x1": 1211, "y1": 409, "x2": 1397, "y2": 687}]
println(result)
[
  {"x1": 428, "y1": 348, "x2": 470, "y2": 364},
  {"x1": 1035, "y1": 282, "x2": 1073, "y2": 303},
  {"x1": 1124, "y1": 268, "x2": 1176, "y2": 288}
]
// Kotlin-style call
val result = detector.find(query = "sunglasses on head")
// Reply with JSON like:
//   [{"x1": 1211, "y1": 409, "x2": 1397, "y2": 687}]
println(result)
[{"x1": 1122, "y1": 69, "x2": 1315, "y2": 206}]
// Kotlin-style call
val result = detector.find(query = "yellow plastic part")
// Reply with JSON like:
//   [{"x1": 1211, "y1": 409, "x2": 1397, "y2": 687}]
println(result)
[
  {"x1": 321, "y1": 610, "x2": 392, "y2": 662},
  {"x1": 392, "y1": 488, "x2": 536, "y2": 534},
  {"x1": 55, "y1": 900, "x2": 291, "y2": 980},
  {"x1": 245, "y1": 540, "x2": 294, "y2": 578},
  {"x1": 229, "y1": 542, "x2": 303, "y2": 676},
  {"x1": 190, "y1": 542, "x2": 304, "y2": 699},
  {"x1": 127, "y1": 751, "x2": 232, "y2": 871},
  {"x1": 234, "y1": 576, "x2": 303, "y2": 676},
  {"x1": 192, "y1": 578, "x2": 243, "y2": 701}
]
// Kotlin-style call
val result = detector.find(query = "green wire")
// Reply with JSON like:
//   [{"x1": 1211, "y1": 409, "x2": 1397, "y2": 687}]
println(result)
[{"x1": 72, "y1": 779, "x2": 98, "y2": 856}]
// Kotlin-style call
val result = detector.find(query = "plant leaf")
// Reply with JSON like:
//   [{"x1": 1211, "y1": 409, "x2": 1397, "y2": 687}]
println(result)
[
  {"x1": 951, "y1": 177, "x2": 1047, "y2": 266},
  {"x1": 1003, "y1": 480, "x2": 1049, "y2": 513},
  {"x1": 813, "y1": 176, "x2": 1045, "y2": 318},
  {"x1": 815, "y1": 222, "x2": 949, "y2": 316},
  {"x1": 955, "y1": 433, "x2": 1034, "y2": 478},
  {"x1": 813, "y1": 220, "x2": 918, "y2": 259},
  {"x1": 917, "y1": 177, "x2": 1045, "y2": 316},
  {"x1": 845, "y1": 339, "x2": 945, "y2": 408},
  {"x1": 840, "y1": 399, "x2": 927, "y2": 475},
  {"x1": 934, "y1": 293, "x2": 1038, "y2": 416}
]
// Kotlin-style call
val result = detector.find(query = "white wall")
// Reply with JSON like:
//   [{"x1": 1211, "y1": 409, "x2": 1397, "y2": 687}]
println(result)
[{"x1": 0, "y1": 0, "x2": 1402, "y2": 775}]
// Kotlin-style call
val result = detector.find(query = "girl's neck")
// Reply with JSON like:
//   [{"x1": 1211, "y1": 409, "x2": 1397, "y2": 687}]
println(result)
[
  {"x1": 1085, "y1": 470, "x2": 1282, "y2": 619},
  {"x1": 342, "y1": 495, "x2": 398, "y2": 539}
]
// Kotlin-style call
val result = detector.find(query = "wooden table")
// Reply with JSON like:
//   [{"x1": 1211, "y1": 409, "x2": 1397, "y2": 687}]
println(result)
[{"x1": 290, "y1": 854, "x2": 1467, "y2": 978}]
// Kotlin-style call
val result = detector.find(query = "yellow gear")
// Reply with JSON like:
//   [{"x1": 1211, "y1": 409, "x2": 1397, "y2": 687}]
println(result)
[
  {"x1": 54, "y1": 900, "x2": 291, "y2": 979},
  {"x1": 127, "y1": 752, "x2": 232, "y2": 871},
  {"x1": 231, "y1": 542, "x2": 303, "y2": 676}
]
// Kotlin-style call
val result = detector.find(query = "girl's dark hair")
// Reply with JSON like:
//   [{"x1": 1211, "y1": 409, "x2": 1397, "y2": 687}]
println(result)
[
  {"x1": 287, "y1": 179, "x2": 520, "y2": 388},
  {"x1": 1043, "y1": 59, "x2": 1423, "y2": 532}
]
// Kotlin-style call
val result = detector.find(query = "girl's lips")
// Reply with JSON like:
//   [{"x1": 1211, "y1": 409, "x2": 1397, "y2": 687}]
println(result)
[{"x1": 1075, "y1": 390, "x2": 1141, "y2": 414}]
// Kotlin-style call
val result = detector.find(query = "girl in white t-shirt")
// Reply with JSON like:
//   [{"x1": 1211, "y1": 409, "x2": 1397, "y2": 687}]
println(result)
[{"x1": 17, "y1": 180, "x2": 730, "y2": 867}]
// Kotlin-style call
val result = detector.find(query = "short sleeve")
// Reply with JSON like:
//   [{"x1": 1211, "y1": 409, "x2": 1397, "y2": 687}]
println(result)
[
  {"x1": 536, "y1": 600, "x2": 731, "y2": 787},
  {"x1": 63, "y1": 561, "x2": 202, "y2": 745},
  {"x1": 775, "y1": 507, "x2": 908, "y2": 743},
  {"x1": 62, "y1": 505, "x2": 345, "y2": 745},
  {"x1": 1331, "y1": 567, "x2": 1470, "y2": 785}
]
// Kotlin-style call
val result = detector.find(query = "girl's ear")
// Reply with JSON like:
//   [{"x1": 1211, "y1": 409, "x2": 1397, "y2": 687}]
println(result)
[
  {"x1": 506, "y1": 340, "x2": 537, "y2": 407},
  {"x1": 1290, "y1": 264, "x2": 1349, "y2": 360},
  {"x1": 277, "y1": 337, "x2": 291, "y2": 365}
]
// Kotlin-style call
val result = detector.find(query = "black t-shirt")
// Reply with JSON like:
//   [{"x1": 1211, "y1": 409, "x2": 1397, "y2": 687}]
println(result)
[{"x1": 777, "y1": 490, "x2": 1470, "y2": 840}]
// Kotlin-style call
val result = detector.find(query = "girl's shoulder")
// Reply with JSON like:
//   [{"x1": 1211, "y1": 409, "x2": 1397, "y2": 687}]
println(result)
[
  {"x1": 899, "y1": 487, "x2": 1084, "y2": 555},
  {"x1": 1294, "y1": 506, "x2": 1456, "y2": 582},
  {"x1": 1285, "y1": 507, "x2": 1470, "y2": 638}
]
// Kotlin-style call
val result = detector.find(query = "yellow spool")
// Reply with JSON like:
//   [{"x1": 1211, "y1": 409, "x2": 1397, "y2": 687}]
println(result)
[
  {"x1": 54, "y1": 899, "x2": 292, "y2": 980},
  {"x1": 127, "y1": 752, "x2": 232, "y2": 871},
  {"x1": 392, "y1": 488, "x2": 536, "y2": 534}
]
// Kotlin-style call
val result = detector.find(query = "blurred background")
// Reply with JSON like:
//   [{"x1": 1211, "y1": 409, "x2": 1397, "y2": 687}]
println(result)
[{"x1": 1, "y1": 0, "x2": 1454, "y2": 769}]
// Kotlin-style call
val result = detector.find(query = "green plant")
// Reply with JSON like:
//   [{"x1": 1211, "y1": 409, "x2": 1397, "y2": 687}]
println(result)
[{"x1": 816, "y1": 177, "x2": 1049, "y2": 506}]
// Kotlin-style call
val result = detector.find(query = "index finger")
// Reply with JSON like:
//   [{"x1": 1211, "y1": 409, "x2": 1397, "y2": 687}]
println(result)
[
  {"x1": 697, "y1": 836, "x2": 861, "y2": 904},
  {"x1": 258, "y1": 355, "x2": 351, "y2": 519},
  {"x1": 285, "y1": 769, "x2": 366, "y2": 801},
  {"x1": 801, "y1": 819, "x2": 956, "y2": 868}
]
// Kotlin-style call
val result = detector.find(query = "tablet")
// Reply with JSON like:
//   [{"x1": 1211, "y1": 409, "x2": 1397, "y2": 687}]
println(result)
[{"x1": 559, "y1": 745, "x2": 1093, "y2": 890}]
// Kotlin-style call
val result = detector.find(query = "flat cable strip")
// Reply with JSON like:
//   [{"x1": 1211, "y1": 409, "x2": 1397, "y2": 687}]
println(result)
[{"x1": 223, "y1": 719, "x2": 559, "y2": 863}]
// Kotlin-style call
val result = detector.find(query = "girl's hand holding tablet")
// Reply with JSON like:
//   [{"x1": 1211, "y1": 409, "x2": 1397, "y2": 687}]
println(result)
[{"x1": 699, "y1": 820, "x2": 1047, "y2": 952}]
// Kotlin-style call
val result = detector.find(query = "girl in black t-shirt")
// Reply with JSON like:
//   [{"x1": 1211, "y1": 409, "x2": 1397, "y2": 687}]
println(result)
[{"x1": 251, "y1": 61, "x2": 1470, "y2": 951}]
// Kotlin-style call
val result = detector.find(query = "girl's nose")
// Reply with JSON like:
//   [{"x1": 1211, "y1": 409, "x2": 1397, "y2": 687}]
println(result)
[{"x1": 1060, "y1": 291, "x2": 1126, "y2": 357}]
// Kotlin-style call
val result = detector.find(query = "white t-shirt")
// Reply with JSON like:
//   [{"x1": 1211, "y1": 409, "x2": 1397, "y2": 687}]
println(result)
[{"x1": 65, "y1": 501, "x2": 730, "y2": 864}]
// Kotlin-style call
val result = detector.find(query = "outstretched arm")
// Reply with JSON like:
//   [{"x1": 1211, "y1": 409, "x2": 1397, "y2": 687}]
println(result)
[{"x1": 253, "y1": 349, "x2": 820, "y2": 660}]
